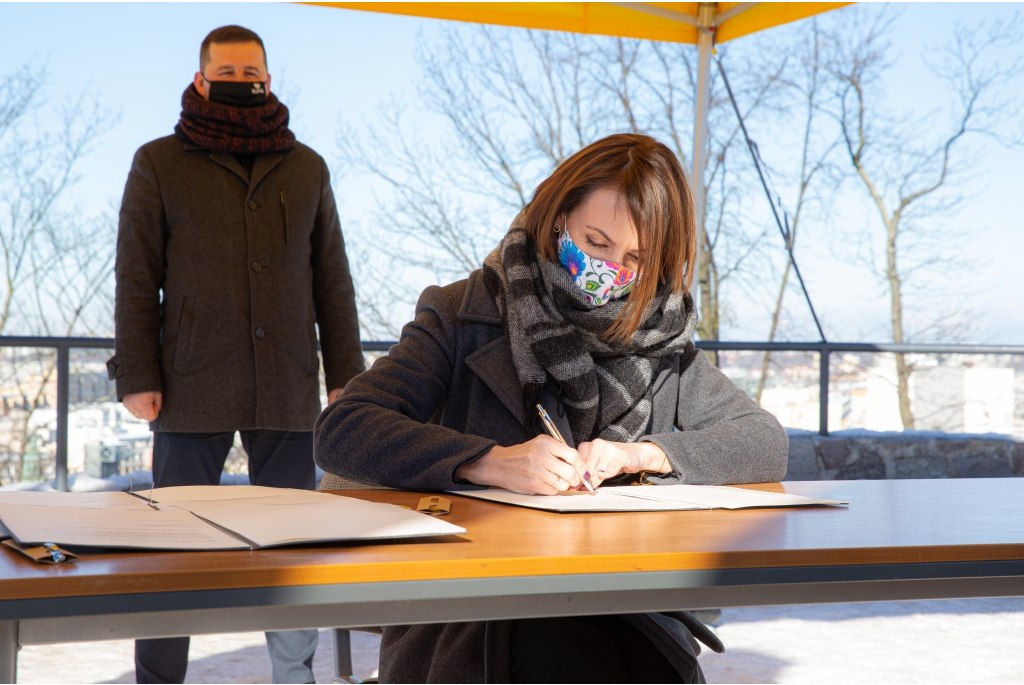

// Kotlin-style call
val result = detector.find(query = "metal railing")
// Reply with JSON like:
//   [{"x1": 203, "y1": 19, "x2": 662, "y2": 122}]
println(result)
[{"x1": 2, "y1": 335, "x2": 1023, "y2": 491}]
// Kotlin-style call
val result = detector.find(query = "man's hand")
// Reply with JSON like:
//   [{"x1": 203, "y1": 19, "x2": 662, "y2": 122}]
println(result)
[
  {"x1": 123, "y1": 391, "x2": 163, "y2": 422},
  {"x1": 455, "y1": 435, "x2": 588, "y2": 495},
  {"x1": 576, "y1": 439, "x2": 670, "y2": 487},
  {"x1": 328, "y1": 388, "x2": 344, "y2": 404}
]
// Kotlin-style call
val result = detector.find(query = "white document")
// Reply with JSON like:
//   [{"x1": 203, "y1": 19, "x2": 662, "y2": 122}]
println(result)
[
  {"x1": 0, "y1": 490, "x2": 157, "y2": 510},
  {"x1": 606, "y1": 484, "x2": 846, "y2": 509},
  {"x1": 452, "y1": 484, "x2": 845, "y2": 513},
  {"x1": 188, "y1": 496, "x2": 467, "y2": 548},
  {"x1": 142, "y1": 485, "x2": 331, "y2": 506},
  {"x1": 145, "y1": 485, "x2": 466, "y2": 547},
  {"x1": 0, "y1": 486, "x2": 466, "y2": 550},
  {"x1": 0, "y1": 503, "x2": 249, "y2": 550},
  {"x1": 450, "y1": 488, "x2": 693, "y2": 512}
]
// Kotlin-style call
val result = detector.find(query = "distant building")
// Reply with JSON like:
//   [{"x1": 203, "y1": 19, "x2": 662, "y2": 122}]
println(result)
[{"x1": 912, "y1": 366, "x2": 1015, "y2": 434}]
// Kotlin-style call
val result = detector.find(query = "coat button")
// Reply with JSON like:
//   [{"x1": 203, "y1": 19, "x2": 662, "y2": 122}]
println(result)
[
  {"x1": 254, "y1": 327, "x2": 265, "y2": 339},
  {"x1": 248, "y1": 201, "x2": 257, "y2": 210},
  {"x1": 251, "y1": 261, "x2": 262, "y2": 272}
]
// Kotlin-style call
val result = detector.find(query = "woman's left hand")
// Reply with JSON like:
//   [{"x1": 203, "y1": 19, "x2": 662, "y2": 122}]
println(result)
[{"x1": 576, "y1": 439, "x2": 671, "y2": 488}]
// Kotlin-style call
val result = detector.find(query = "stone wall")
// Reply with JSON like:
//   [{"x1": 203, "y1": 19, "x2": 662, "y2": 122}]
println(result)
[{"x1": 784, "y1": 429, "x2": 1024, "y2": 481}]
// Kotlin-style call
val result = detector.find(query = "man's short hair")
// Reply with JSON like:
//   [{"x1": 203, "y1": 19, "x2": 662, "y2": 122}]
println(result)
[{"x1": 200, "y1": 25, "x2": 267, "y2": 71}]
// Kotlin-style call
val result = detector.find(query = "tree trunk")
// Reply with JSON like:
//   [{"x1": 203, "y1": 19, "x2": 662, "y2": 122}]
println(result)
[
  {"x1": 756, "y1": 259, "x2": 791, "y2": 404},
  {"x1": 695, "y1": 222, "x2": 719, "y2": 366},
  {"x1": 885, "y1": 218, "x2": 914, "y2": 429}
]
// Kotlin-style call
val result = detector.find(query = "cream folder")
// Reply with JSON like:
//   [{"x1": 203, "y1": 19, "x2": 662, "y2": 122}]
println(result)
[{"x1": 0, "y1": 486, "x2": 465, "y2": 550}]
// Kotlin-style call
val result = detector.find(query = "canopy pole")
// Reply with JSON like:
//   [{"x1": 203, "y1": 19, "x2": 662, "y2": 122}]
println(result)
[{"x1": 691, "y1": 3, "x2": 715, "y2": 309}]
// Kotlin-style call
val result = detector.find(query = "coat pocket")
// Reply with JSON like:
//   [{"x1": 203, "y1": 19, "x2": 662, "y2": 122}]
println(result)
[{"x1": 172, "y1": 297, "x2": 198, "y2": 375}]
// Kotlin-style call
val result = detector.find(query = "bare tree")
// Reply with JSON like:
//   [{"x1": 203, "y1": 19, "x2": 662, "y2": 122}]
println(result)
[
  {"x1": 826, "y1": 9, "x2": 1023, "y2": 428},
  {"x1": 754, "y1": 21, "x2": 842, "y2": 404},
  {"x1": 0, "y1": 59, "x2": 119, "y2": 483},
  {"x1": 629, "y1": 40, "x2": 783, "y2": 348},
  {"x1": 339, "y1": 26, "x2": 783, "y2": 342}
]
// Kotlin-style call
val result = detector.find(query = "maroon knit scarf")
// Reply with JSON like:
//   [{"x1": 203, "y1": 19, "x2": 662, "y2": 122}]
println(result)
[{"x1": 175, "y1": 84, "x2": 295, "y2": 154}]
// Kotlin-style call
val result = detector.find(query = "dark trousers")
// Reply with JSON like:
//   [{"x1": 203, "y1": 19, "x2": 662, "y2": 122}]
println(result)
[
  {"x1": 510, "y1": 616, "x2": 687, "y2": 683},
  {"x1": 135, "y1": 430, "x2": 315, "y2": 684}
]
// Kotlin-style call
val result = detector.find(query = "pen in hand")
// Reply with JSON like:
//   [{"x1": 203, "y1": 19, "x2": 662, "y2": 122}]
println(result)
[{"x1": 536, "y1": 404, "x2": 595, "y2": 493}]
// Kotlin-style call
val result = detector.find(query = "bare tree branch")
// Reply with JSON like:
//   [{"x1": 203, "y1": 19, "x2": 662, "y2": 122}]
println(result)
[{"x1": 825, "y1": 7, "x2": 1023, "y2": 428}]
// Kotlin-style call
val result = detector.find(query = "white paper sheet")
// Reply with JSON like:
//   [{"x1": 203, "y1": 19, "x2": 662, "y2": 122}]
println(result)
[
  {"x1": 0, "y1": 503, "x2": 250, "y2": 550},
  {"x1": 0, "y1": 486, "x2": 465, "y2": 551},
  {"x1": 449, "y1": 489, "x2": 692, "y2": 512},
  {"x1": 451, "y1": 484, "x2": 845, "y2": 513},
  {"x1": 605, "y1": 484, "x2": 846, "y2": 509},
  {"x1": 187, "y1": 495, "x2": 467, "y2": 548},
  {"x1": 0, "y1": 491, "x2": 157, "y2": 510},
  {"x1": 142, "y1": 485, "x2": 332, "y2": 505}
]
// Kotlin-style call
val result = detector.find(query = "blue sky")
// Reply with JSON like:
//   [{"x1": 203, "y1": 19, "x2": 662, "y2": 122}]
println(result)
[{"x1": 3, "y1": 2, "x2": 1023, "y2": 343}]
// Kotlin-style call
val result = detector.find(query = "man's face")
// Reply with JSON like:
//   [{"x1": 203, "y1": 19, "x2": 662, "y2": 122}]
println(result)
[{"x1": 193, "y1": 41, "x2": 270, "y2": 100}]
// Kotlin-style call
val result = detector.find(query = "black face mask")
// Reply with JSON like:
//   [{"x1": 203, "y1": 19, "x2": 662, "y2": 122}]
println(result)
[{"x1": 206, "y1": 80, "x2": 268, "y2": 108}]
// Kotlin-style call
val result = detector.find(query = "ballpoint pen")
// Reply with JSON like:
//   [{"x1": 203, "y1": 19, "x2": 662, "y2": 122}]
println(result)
[{"x1": 536, "y1": 404, "x2": 595, "y2": 493}]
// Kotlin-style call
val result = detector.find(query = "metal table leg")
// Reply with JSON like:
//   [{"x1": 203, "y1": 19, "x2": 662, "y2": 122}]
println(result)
[
  {"x1": 332, "y1": 628, "x2": 352, "y2": 678},
  {"x1": 0, "y1": 621, "x2": 17, "y2": 684}
]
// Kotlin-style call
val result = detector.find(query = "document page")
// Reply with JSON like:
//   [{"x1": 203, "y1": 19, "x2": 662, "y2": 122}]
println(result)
[
  {"x1": 450, "y1": 488, "x2": 691, "y2": 512},
  {"x1": 452, "y1": 485, "x2": 845, "y2": 513},
  {"x1": 187, "y1": 495, "x2": 467, "y2": 548},
  {"x1": 142, "y1": 485, "x2": 331, "y2": 506},
  {"x1": 0, "y1": 490, "x2": 158, "y2": 510},
  {"x1": 0, "y1": 503, "x2": 250, "y2": 550},
  {"x1": 606, "y1": 484, "x2": 847, "y2": 509}
]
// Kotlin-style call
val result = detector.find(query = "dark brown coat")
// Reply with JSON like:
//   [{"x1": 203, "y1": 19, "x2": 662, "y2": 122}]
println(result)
[
  {"x1": 109, "y1": 134, "x2": 364, "y2": 432},
  {"x1": 314, "y1": 270, "x2": 788, "y2": 682}
]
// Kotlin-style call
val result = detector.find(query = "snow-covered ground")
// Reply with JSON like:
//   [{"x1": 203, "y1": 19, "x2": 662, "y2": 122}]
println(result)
[
  {"x1": 16, "y1": 598, "x2": 1024, "y2": 683},
  {"x1": 699, "y1": 598, "x2": 1024, "y2": 684}
]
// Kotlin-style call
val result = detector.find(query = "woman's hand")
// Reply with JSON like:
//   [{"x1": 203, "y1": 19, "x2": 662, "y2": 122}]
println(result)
[
  {"x1": 576, "y1": 439, "x2": 670, "y2": 487},
  {"x1": 455, "y1": 436, "x2": 588, "y2": 495}
]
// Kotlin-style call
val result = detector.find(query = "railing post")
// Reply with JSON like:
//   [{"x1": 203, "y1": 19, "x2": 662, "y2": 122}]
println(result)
[
  {"x1": 55, "y1": 344, "x2": 69, "y2": 492},
  {"x1": 819, "y1": 347, "x2": 830, "y2": 437}
]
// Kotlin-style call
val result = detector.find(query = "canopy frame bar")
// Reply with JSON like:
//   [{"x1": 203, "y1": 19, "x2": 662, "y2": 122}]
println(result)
[
  {"x1": 688, "y1": 2, "x2": 757, "y2": 323},
  {"x1": 608, "y1": 2, "x2": 698, "y2": 26}
]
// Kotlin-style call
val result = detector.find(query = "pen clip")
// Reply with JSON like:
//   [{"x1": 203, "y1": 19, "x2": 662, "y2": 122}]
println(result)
[{"x1": 536, "y1": 404, "x2": 567, "y2": 445}]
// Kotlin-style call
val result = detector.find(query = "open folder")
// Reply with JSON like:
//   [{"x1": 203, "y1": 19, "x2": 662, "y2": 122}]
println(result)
[
  {"x1": 0, "y1": 486, "x2": 465, "y2": 550},
  {"x1": 451, "y1": 484, "x2": 847, "y2": 512}
]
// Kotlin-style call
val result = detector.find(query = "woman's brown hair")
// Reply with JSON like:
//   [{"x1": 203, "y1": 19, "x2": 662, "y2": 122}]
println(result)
[{"x1": 524, "y1": 133, "x2": 696, "y2": 341}]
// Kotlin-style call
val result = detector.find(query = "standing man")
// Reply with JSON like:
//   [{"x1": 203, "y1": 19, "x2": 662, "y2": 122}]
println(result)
[{"x1": 108, "y1": 25, "x2": 365, "y2": 684}]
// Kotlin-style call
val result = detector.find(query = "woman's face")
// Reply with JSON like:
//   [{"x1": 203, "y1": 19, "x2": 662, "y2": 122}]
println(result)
[{"x1": 564, "y1": 188, "x2": 640, "y2": 271}]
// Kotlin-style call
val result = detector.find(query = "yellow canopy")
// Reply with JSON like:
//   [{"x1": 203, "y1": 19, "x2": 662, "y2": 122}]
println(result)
[{"x1": 308, "y1": 2, "x2": 851, "y2": 44}]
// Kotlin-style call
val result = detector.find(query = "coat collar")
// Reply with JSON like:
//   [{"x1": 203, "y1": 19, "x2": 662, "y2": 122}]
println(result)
[
  {"x1": 458, "y1": 269, "x2": 502, "y2": 325},
  {"x1": 209, "y1": 152, "x2": 283, "y2": 192},
  {"x1": 459, "y1": 270, "x2": 521, "y2": 423},
  {"x1": 458, "y1": 270, "x2": 574, "y2": 444},
  {"x1": 464, "y1": 335, "x2": 524, "y2": 425},
  {"x1": 182, "y1": 139, "x2": 284, "y2": 193}
]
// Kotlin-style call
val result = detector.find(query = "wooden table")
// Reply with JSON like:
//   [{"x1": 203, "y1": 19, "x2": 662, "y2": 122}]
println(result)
[{"x1": 1, "y1": 479, "x2": 1023, "y2": 681}]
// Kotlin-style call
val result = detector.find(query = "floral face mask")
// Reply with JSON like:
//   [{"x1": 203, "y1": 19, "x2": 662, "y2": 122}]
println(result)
[{"x1": 557, "y1": 228, "x2": 637, "y2": 306}]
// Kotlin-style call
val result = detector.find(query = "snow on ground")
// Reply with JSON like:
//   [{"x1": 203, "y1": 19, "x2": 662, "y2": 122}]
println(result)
[
  {"x1": 699, "y1": 598, "x2": 1024, "y2": 684},
  {"x1": 17, "y1": 629, "x2": 381, "y2": 684},
  {"x1": 16, "y1": 598, "x2": 1024, "y2": 683}
]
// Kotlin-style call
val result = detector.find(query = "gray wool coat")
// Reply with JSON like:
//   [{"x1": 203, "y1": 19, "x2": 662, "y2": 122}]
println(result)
[
  {"x1": 109, "y1": 134, "x2": 365, "y2": 432},
  {"x1": 314, "y1": 269, "x2": 788, "y2": 683}
]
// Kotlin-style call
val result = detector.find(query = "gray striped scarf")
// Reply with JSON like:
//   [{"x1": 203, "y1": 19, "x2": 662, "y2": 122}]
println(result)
[{"x1": 482, "y1": 213, "x2": 697, "y2": 445}]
